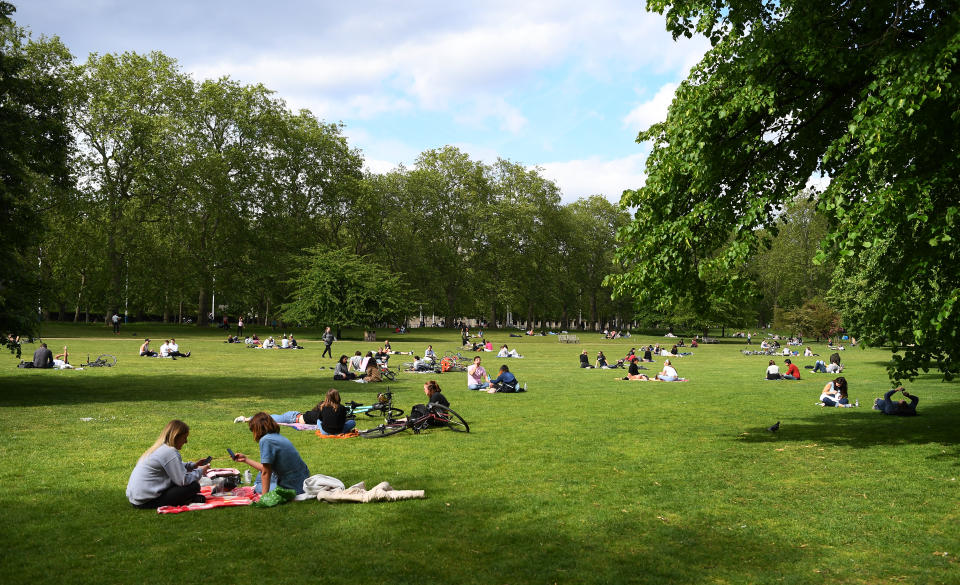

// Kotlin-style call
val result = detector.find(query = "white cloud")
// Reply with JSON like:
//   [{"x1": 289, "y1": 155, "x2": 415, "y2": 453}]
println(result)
[
  {"x1": 453, "y1": 96, "x2": 529, "y2": 134},
  {"x1": 536, "y1": 152, "x2": 648, "y2": 204},
  {"x1": 623, "y1": 82, "x2": 678, "y2": 132}
]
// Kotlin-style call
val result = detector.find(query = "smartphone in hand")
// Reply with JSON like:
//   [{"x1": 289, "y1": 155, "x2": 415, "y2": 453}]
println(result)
[
  {"x1": 198, "y1": 455, "x2": 213, "y2": 466},
  {"x1": 227, "y1": 448, "x2": 236, "y2": 460}
]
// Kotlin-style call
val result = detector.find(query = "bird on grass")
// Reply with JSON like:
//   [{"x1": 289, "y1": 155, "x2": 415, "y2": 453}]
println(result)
[{"x1": 767, "y1": 421, "x2": 780, "y2": 432}]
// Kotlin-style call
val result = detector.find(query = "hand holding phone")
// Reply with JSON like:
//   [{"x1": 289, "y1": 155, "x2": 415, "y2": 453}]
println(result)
[
  {"x1": 227, "y1": 448, "x2": 236, "y2": 461},
  {"x1": 198, "y1": 455, "x2": 213, "y2": 466}
]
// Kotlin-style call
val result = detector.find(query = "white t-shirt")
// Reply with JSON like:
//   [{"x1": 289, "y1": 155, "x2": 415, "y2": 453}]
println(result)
[
  {"x1": 662, "y1": 365, "x2": 678, "y2": 378},
  {"x1": 159, "y1": 343, "x2": 171, "y2": 357},
  {"x1": 766, "y1": 365, "x2": 780, "y2": 376},
  {"x1": 281, "y1": 337, "x2": 290, "y2": 349},
  {"x1": 169, "y1": 342, "x2": 179, "y2": 353}
]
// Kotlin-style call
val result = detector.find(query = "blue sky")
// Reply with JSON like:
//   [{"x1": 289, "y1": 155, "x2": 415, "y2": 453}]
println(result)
[{"x1": 14, "y1": 1, "x2": 708, "y2": 203}]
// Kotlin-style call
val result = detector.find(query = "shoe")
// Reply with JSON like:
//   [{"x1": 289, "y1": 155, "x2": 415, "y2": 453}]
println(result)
[
  {"x1": 186, "y1": 352, "x2": 191, "y2": 357},
  {"x1": 234, "y1": 416, "x2": 246, "y2": 423}
]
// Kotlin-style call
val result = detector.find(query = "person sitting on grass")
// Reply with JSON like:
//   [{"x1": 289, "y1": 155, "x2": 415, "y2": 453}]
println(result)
[
  {"x1": 467, "y1": 356, "x2": 491, "y2": 390},
  {"x1": 140, "y1": 338, "x2": 157, "y2": 357},
  {"x1": 168, "y1": 338, "x2": 190, "y2": 358},
  {"x1": 424, "y1": 345, "x2": 437, "y2": 361},
  {"x1": 690, "y1": 338, "x2": 699, "y2": 348},
  {"x1": 362, "y1": 359, "x2": 382, "y2": 383},
  {"x1": 782, "y1": 358, "x2": 801, "y2": 380},
  {"x1": 424, "y1": 380, "x2": 450, "y2": 407},
  {"x1": 262, "y1": 336, "x2": 276, "y2": 349},
  {"x1": 596, "y1": 351, "x2": 616, "y2": 368},
  {"x1": 579, "y1": 350, "x2": 594, "y2": 369},
  {"x1": 315, "y1": 388, "x2": 356, "y2": 435},
  {"x1": 819, "y1": 377, "x2": 851, "y2": 407},
  {"x1": 487, "y1": 364, "x2": 521, "y2": 393},
  {"x1": 32, "y1": 343, "x2": 53, "y2": 368},
  {"x1": 126, "y1": 420, "x2": 209, "y2": 508},
  {"x1": 657, "y1": 359, "x2": 680, "y2": 382},
  {"x1": 233, "y1": 413, "x2": 310, "y2": 495},
  {"x1": 623, "y1": 357, "x2": 650, "y2": 380},
  {"x1": 873, "y1": 386, "x2": 919, "y2": 416},
  {"x1": 766, "y1": 359, "x2": 782, "y2": 380},
  {"x1": 410, "y1": 355, "x2": 433, "y2": 371},
  {"x1": 497, "y1": 344, "x2": 523, "y2": 358},
  {"x1": 348, "y1": 351, "x2": 364, "y2": 374},
  {"x1": 333, "y1": 354, "x2": 357, "y2": 380},
  {"x1": 642, "y1": 347, "x2": 654, "y2": 362}
]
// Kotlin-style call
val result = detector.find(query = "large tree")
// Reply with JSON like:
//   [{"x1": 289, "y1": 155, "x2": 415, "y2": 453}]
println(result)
[
  {"x1": 612, "y1": 0, "x2": 960, "y2": 379},
  {"x1": 0, "y1": 3, "x2": 72, "y2": 349}
]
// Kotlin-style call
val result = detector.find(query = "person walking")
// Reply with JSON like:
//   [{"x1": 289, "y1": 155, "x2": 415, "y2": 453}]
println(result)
[
  {"x1": 112, "y1": 312, "x2": 121, "y2": 335},
  {"x1": 321, "y1": 326, "x2": 334, "y2": 359},
  {"x1": 237, "y1": 316, "x2": 244, "y2": 338}
]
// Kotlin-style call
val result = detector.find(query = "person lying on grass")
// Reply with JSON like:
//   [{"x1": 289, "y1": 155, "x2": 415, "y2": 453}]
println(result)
[
  {"x1": 424, "y1": 380, "x2": 450, "y2": 407},
  {"x1": 819, "y1": 376, "x2": 852, "y2": 407},
  {"x1": 233, "y1": 413, "x2": 310, "y2": 495},
  {"x1": 234, "y1": 390, "x2": 354, "y2": 434},
  {"x1": 467, "y1": 356, "x2": 491, "y2": 390},
  {"x1": 497, "y1": 344, "x2": 522, "y2": 358},
  {"x1": 126, "y1": 420, "x2": 209, "y2": 509},
  {"x1": 487, "y1": 364, "x2": 522, "y2": 393},
  {"x1": 873, "y1": 386, "x2": 918, "y2": 416}
]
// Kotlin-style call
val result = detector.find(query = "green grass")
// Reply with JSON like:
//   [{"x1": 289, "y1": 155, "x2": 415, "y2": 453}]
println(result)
[{"x1": 1, "y1": 323, "x2": 958, "y2": 584}]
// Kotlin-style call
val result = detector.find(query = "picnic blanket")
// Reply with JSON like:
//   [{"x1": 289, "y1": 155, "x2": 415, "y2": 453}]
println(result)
[
  {"x1": 279, "y1": 422, "x2": 317, "y2": 431},
  {"x1": 315, "y1": 429, "x2": 359, "y2": 439},
  {"x1": 157, "y1": 486, "x2": 259, "y2": 514}
]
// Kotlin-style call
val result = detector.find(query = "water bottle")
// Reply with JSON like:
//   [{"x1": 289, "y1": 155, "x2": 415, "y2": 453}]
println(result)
[
  {"x1": 855, "y1": 399, "x2": 860, "y2": 407},
  {"x1": 243, "y1": 470, "x2": 252, "y2": 484}
]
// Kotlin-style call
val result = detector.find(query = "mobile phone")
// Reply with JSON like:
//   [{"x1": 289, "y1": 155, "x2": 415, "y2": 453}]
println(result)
[
  {"x1": 227, "y1": 448, "x2": 236, "y2": 460},
  {"x1": 198, "y1": 455, "x2": 212, "y2": 466}
]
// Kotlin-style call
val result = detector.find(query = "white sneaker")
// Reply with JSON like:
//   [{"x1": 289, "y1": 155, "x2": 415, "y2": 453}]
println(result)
[{"x1": 234, "y1": 416, "x2": 246, "y2": 423}]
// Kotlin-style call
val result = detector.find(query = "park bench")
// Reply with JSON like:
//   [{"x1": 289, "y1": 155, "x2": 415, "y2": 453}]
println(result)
[
  {"x1": 558, "y1": 334, "x2": 580, "y2": 344},
  {"x1": 700, "y1": 337, "x2": 719, "y2": 344}
]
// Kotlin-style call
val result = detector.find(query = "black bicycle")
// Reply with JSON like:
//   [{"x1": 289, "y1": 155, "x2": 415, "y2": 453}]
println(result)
[
  {"x1": 82, "y1": 353, "x2": 117, "y2": 367},
  {"x1": 360, "y1": 403, "x2": 469, "y2": 438}
]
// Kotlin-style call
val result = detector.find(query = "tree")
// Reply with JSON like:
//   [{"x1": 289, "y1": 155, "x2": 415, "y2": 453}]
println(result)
[
  {"x1": 778, "y1": 298, "x2": 841, "y2": 342},
  {"x1": 281, "y1": 247, "x2": 411, "y2": 336},
  {"x1": 613, "y1": 1, "x2": 960, "y2": 379},
  {"x1": 0, "y1": 4, "x2": 72, "y2": 351}
]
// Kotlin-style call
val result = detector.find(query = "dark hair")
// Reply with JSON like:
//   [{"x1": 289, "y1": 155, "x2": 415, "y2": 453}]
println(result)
[
  {"x1": 834, "y1": 377, "x2": 848, "y2": 398},
  {"x1": 425, "y1": 380, "x2": 441, "y2": 395},
  {"x1": 499, "y1": 364, "x2": 509, "y2": 373},
  {"x1": 769, "y1": 359, "x2": 776, "y2": 366},
  {"x1": 355, "y1": 351, "x2": 362, "y2": 356},
  {"x1": 339, "y1": 354, "x2": 348, "y2": 363},
  {"x1": 784, "y1": 358, "x2": 792, "y2": 364},
  {"x1": 248, "y1": 412, "x2": 279, "y2": 442}
]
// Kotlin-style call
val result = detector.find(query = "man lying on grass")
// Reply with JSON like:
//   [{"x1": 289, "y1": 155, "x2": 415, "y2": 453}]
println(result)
[{"x1": 873, "y1": 386, "x2": 919, "y2": 416}]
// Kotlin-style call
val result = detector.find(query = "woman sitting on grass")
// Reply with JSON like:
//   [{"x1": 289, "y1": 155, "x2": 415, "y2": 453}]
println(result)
[
  {"x1": 656, "y1": 359, "x2": 680, "y2": 382},
  {"x1": 333, "y1": 354, "x2": 357, "y2": 380},
  {"x1": 621, "y1": 357, "x2": 650, "y2": 381},
  {"x1": 424, "y1": 380, "x2": 450, "y2": 407},
  {"x1": 819, "y1": 377, "x2": 852, "y2": 407},
  {"x1": 766, "y1": 359, "x2": 782, "y2": 380},
  {"x1": 315, "y1": 388, "x2": 356, "y2": 435},
  {"x1": 233, "y1": 413, "x2": 310, "y2": 495},
  {"x1": 642, "y1": 347, "x2": 654, "y2": 362},
  {"x1": 126, "y1": 420, "x2": 209, "y2": 508},
  {"x1": 487, "y1": 364, "x2": 522, "y2": 393},
  {"x1": 579, "y1": 350, "x2": 594, "y2": 368}
]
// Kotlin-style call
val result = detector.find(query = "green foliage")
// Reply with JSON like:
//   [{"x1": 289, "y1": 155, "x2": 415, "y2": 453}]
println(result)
[
  {"x1": 615, "y1": 1, "x2": 960, "y2": 379},
  {"x1": 0, "y1": 6, "x2": 72, "y2": 347},
  {"x1": 281, "y1": 247, "x2": 411, "y2": 330},
  {"x1": 777, "y1": 298, "x2": 841, "y2": 340}
]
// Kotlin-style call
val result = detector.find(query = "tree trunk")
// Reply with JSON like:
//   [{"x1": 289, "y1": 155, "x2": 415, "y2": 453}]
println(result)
[
  {"x1": 73, "y1": 272, "x2": 84, "y2": 322},
  {"x1": 197, "y1": 286, "x2": 208, "y2": 326},
  {"x1": 590, "y1": 291, "x2": 598, "y2": 331}
]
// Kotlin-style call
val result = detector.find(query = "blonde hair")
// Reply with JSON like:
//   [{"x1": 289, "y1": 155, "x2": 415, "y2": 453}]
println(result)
[{"x1": 138, "y1": 419, "x2": 189, "y2": 463}]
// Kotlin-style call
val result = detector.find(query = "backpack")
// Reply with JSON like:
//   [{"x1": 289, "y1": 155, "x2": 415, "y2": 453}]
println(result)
[
  {"x1": 440, "y1": 357, "x2": 452, "y2": 372},
  {"x1": 17, "y1": 361, "x2": 34, "y2": 368}
]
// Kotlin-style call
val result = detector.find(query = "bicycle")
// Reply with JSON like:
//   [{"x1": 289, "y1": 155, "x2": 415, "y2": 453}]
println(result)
[
  {"x1": 344, "y1": 390, "x2": 404, "y2": 420},
  {"x1": 82, "y1": 353, "x2": 117, "y2": 367},
  {"x1": 360, "y1": 403, "x2": 469, "y2": 438}
]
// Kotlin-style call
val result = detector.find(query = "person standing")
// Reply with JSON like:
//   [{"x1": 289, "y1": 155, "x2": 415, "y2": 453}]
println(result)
[
  {"x1": 321, "y1": 326, "x2": 334, "y2": 359},
  {"x1": 237, "y1": 317, "x2": 244, "y2": 338},
  {"x1": 112, "y1": 312, "x2": 121, "y2": 335}
]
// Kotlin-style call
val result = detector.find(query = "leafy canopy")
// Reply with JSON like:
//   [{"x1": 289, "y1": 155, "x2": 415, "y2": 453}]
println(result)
[{"x1": 612, "y1": 0, "x2": 960, "y2": 380}]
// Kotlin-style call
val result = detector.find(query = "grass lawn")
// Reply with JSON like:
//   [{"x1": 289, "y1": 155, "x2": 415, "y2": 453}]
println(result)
[{"x1": 1, "y1": 322, "x2": 958, "y2": 584}]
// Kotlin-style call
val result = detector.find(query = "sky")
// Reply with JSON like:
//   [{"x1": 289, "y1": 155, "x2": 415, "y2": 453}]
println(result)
[{"x1": 13, "y1": 1, "x2": 709, "y2": 203}]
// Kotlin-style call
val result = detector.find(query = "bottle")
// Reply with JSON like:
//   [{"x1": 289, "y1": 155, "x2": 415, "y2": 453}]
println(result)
[
  {"x1": 855, "y1": 399, "x2": 859, "y2": 407},
  {"x1": 243, "y1": 470, "x2": 252, "y2": 484}
]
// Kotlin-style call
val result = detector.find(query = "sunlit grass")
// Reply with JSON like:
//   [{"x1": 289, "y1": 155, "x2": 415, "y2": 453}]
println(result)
[{"x1": 1, "y1": 323, "x2": 958, "y2": 584}]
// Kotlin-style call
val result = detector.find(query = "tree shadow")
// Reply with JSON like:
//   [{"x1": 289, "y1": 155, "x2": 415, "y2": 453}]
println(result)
[{"x1": 735, "y1": 399, "x2": 960, "y2": 449}]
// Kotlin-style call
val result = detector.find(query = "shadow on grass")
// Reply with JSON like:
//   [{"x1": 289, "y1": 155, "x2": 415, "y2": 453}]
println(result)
[
  {"x1": 735, "y1": 399, "x2": 960, "y2": 448},
  {"x1": 0, "y1": 373, "x2": 404, "y2": 408}
]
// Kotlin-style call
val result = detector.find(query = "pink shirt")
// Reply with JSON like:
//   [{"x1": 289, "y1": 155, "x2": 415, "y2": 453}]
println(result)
[{"x1": 467, "y1": 364, "x2": 487, "y2": 384}]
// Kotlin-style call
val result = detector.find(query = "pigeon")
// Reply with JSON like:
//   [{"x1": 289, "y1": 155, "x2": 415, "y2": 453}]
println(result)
[{"x1": 767, "y1": 421, "x2": 780, "y2": 432}]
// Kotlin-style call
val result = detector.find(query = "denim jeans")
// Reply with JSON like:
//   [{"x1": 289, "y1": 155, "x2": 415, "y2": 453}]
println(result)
[
  {"x1": 468, "y1": 382, "x2": 490, "y2": 390},
  {"x1": 813, "y1": 360, "x2": 827, "y2": 373},
  {"x1": 319, "y1": 419, "x2": 356, "y2": 435},
  {"x1": 657, "y1": 375, "x2": 678, "y2": 382},
  {"x1": 270, "y1": 411, "x2": 301, "y2": 424}
]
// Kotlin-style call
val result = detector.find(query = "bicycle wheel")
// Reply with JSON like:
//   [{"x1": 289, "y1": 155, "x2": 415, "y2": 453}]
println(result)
[
  {"x1": 431, "y1": 404, "x2": 469, "y2": 433},
  {"x1": 360, "y1": 421, "x2": 409, "y2": 438},
  {"x1": 97, "y1": 354, "x2": 118, "y2": 367},
  {"x1": 363, "y1": 406, "x2": 404, "y2": 418},
  {"x1": 383, "y1": 369, "x2": 397, "y2": 381}
]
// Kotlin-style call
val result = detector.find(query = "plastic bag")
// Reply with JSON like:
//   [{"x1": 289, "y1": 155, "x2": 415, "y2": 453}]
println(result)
[{"x1": 251, "y1": 487, "x2": 296, "y2": 508}]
